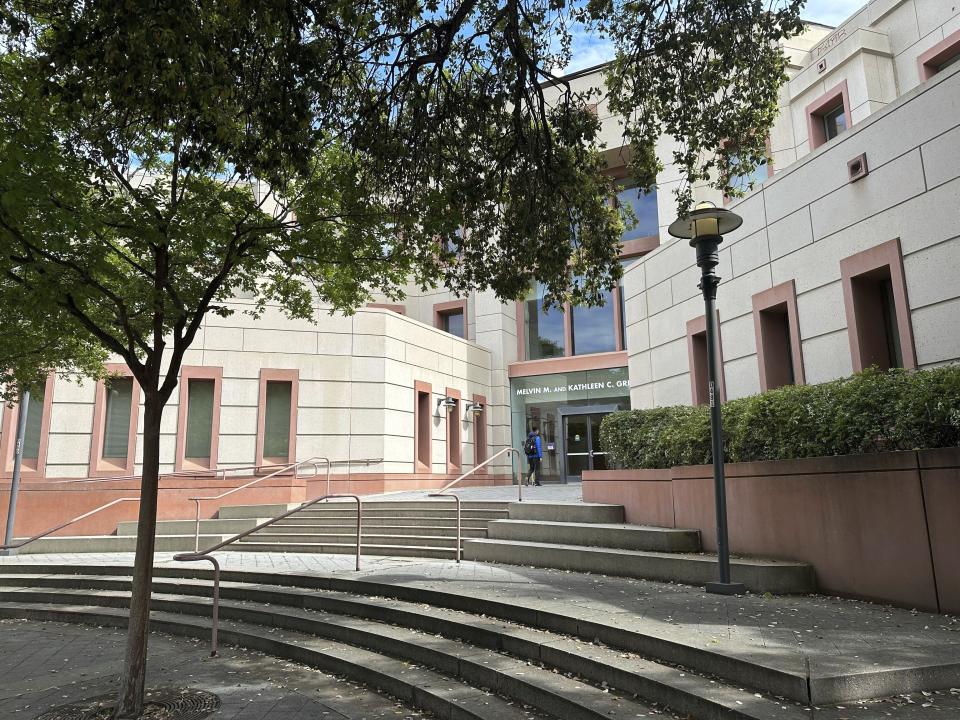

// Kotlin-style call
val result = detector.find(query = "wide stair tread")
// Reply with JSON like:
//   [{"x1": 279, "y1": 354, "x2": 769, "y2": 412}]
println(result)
[
  {"x1": 0, "y1": 585, "x2": 668, "y2": 720},
  {"x1": 0, "y1": 600, "x2": 545, "y2": 720},
  {"x1": 0, "y1": 572, "x2": 810, "y2": 720}
]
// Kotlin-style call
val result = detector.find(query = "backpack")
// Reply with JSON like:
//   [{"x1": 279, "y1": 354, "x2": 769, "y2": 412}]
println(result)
[{"x1": 523, "y1": 436, "x2": 537, "y2": 456}]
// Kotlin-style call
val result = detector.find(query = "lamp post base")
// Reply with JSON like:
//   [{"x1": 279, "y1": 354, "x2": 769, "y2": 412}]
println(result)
[
  {"x1": 0, "y1": 548, "x2": 18, "y2": 557},
  {"x1": 705, "y1": 581, "x2": 747, "y2": 596}
]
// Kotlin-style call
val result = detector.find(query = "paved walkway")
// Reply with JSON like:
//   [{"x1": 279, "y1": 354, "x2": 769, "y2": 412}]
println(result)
[
  {"x1": 0, "y1": 618, "x2": 426, "y2": 719},
  {"x1": 2, "y1": 551, "x2": 958, "y2": 695}
]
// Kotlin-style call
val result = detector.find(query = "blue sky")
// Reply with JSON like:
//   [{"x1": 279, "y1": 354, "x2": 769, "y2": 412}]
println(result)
[{"x1": 564, "y1": 0, "x2": 866, "y2": 73}]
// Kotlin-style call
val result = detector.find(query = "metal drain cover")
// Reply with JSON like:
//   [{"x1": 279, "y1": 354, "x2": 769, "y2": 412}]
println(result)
[{"x1": 34, "y1": 687, "x2": 221, "y2": 720}]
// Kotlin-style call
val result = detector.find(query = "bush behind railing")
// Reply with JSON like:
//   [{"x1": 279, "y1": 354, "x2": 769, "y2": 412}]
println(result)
[{"x1": 599, "y1": 365, "x2": 960, "y2": 469}]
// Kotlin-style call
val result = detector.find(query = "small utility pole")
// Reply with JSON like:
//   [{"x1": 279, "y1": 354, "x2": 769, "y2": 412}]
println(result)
[{"x1": 1, "y1": 388, "x2": 30, "y2": 556}]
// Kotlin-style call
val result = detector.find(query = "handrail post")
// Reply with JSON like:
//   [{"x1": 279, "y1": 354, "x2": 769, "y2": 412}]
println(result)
[
  {"x1": 194, "y1": 498, "x2": 202, "y2": 553},
  {"x1": 355, "y1": 496, "x2": 362, "y2": 571},
  {"x1": 428, "y1": 493, "x2": 461, "y2": 562}
]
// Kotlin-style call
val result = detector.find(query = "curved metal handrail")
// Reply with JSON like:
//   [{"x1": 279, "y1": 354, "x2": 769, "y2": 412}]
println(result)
[
  {"x1": 0, "y1": 497, "x2": 140, "y2": 552},
  {"x1": 50, "y1": 462, "x2": 293, "y2": 486},
  {"x1": 428, "y1": 493, "x2": 460, "y2": 563},
  {"x1": 174, "y1": 493, "x2": 363, "y2": 657}
]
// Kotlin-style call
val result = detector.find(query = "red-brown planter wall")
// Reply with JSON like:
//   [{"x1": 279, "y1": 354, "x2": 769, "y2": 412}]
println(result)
[{"x1": 583, "y1": 448, "x2": 960, "y2": 614}]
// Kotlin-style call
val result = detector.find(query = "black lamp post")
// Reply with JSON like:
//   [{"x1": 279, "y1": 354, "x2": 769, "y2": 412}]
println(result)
[{"x1": 668, "y1": 201, "x2": 745, "y2": 595}]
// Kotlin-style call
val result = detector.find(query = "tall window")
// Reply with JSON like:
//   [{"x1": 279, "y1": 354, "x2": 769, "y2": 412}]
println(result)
[
  {"x1": 524, "y1": 284, "x2": 566, "y2": 359},
  {"x1": 441, "y1": 309, "x2": 465, "y2": 338},
  {"x1": 571, "y1": 287, "x2": 617, "y2": 355},
  {"x1": 473, "y1": 394, "x2": 487, "y2": 472},
  {"x1": 752, "y1": 281, "x2": 805, "y2": 392},
  {"x1": 185, "y1": 379, "x2": 215, "y2": 460},
  {"x1": 918, "y1": 29, "x2": 960, "y2": 81},
  {"x1": 841, "y1": 240, "x2": 917, "y2": 372},
  {"x1": 729, "y1": 152, "x2": 770, "y2": 193},
  {"x1": 445, "y1": 388, "x2": 461, "y2": 474},
  {"x1": 263, "y1": 382, "x2": 292, "y2": 457},
  {"x1": 2, "y1": 375, "x2": 55, "y2": 477},
  {"x1": 615, "y1": 182, "x2": 659, "y2": 240},
  {"x1": 414, "y1": 381, "x2": 432, "y2": 472},
  {"x1": 822, "y1": 105, "x2": 847, "y2": 141},
  {"x1": 686, "y1": 315, "x2": 725, "y2": 406},
  {"x1": 102, "y1": 378, "x2": 134, "y2": 459}
]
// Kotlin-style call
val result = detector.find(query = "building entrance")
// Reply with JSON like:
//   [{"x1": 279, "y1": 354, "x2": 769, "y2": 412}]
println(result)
[{"x1": 560, "y1": 410, "x2": 611, "y2": 482}]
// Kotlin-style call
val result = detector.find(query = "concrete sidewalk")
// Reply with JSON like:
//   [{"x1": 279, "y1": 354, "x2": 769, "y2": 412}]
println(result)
[{"x1": 0, "y1": 618, "x2": 427, "y2": 719}]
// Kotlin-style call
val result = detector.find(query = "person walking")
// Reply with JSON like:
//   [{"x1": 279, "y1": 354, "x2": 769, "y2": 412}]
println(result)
[{"x1": 523, "y1": 428, "x2": 542, "y2": 486}]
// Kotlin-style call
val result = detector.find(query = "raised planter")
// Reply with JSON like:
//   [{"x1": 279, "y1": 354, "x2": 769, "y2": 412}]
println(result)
[{"x1": 583, "y1": 448, "x2": 960, "y2": 613}]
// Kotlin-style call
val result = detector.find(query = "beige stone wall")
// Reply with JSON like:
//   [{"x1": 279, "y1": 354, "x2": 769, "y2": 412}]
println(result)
[
  {"x1": 624, "y1": 62, "x2": 960, "y2": 408},
  {"x1": 40, "y1": 306, "x2": 496, "y2": 480}
]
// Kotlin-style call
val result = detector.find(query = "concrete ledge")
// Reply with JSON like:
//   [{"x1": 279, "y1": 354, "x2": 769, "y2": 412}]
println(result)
[
  {"x1": 117, "y1": 518, "x2": 264, "y2": 536},
  {"x1": 507, "y1": 502, "x2": 625, "y2": 523},
  {"x1": 462, "y1": 539, "x2": 814, "y2": 594},
  {"x1": 12, "y1": 534, "x2": 229, "y2": 554},
  {"x1": 219, "y1": 503, "x2": 301, "y2": 519},
  {"x1": 487, "y1": 519, "x2": 700, "y2": 552}
]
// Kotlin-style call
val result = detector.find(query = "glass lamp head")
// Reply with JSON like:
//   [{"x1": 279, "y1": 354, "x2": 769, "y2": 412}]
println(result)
[{"x1": 668, "y1": 201, "x2": 743, "y2": 243}]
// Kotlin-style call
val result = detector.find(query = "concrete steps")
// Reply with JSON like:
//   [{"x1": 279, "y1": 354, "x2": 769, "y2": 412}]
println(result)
[
  {"x1": 0, "y1": 568, "x2": 817, "y2": 719},
  {"x1": 11, "y1": 534, "x2": 229, "y2": 555},
  {"x1": 487, "y1": 519, "x2": 701, "y2": 552},
  {"x1": 463, "y1": 538, "x2": 813, "y2": 594},
  {"x1": 231, "y1": 541, "x2": 457, "y2": 559}
]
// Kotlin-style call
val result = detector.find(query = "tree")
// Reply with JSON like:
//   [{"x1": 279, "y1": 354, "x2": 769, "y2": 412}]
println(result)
[{"x1": 0, "y1": 1, "x2": 802, "y2": 716}]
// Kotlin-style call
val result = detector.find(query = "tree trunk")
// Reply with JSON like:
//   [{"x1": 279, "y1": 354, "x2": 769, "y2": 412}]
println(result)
[{"x1": 114, "y1": 389, "x2": 164, "y2": 719}]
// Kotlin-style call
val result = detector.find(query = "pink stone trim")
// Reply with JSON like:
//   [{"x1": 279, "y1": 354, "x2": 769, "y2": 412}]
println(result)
[
  {"x1": 840, "y1": 238, "x2": 917, "y2": 372},
  {"x1": 0, "y1": 374, "x2": 55, "y2": 479},
  {"x1": 433, "y1": 299, "x2": 468, "y2": 340},
  {"x1": 805, "y1": 80, "x2": 851, "y2": 150},
  {"x1": 508, "y1": 351, "x2": 629, "y2": 378},
  {"x1": 686, "y1": 314, "x2": 726, "y2": 405},
  {"x1": 445, "y1": 386, "x2": 462, "y2": 475},
  {"x1": 414, "y1": 380, "x2": 432, "y2": 473},
  {"x1": 472, "y1": 393, "x2": 488, "y2": 474},
  {"x1": 255, "y1": 368, "x2": 299, "y2": 468},
  {"x1": 175, "y1": 366, "x2": 223, "y2": 472},
  {"x1": 918, "y1": 29, "x2": 960, "y2": 81},
  {"x1": 619, "y1": 236, "x2": 660, "y2": 258},
  {"x1": 752, "y1": 280, "x2": 806, "y2": 391},
  {"x1": 366, "y1": 302, "x2": 406, "y2": 315},
  {"x1": 612, "y1": 285, "x2": 625, "y2": 352},
  {"x1": 89, "y1": 363, "x2": 141, "y2": 477}
]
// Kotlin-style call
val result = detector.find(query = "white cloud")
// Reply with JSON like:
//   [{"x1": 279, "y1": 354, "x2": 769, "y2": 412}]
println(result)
[{"x1": 801, "y1": 0, "x2": 866, "y2": 26}]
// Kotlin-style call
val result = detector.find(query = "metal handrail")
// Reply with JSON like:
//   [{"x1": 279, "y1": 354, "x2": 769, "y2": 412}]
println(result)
[
  {"x1": 188, "y1": 456, "x2": 326, "y2": 551},
  {"x1": 0, "y1": 497, "x2": 141, "y2": 552},
  {"x1": 174, "y1": 493, "x2": 363, "y2": 657},
  {"x1": 50, "y1": 462, "x2": 294, "y2": 486},
  {"x1": 435, "y1": 446, "x2": 524, "y2": 500},
  {"x1": 428, "y1": 493, "x2": 460, "y2": 562},
  {"x1": 189, "y1": 456, "x2": 382, "y2": 550}
]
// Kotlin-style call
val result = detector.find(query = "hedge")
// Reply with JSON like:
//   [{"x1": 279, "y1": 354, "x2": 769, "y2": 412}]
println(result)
[{"x1": 599, "y1": 365, "x2": 960, "y2": 469}]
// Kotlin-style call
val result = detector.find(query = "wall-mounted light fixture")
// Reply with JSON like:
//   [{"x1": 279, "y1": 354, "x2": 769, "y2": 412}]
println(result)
[
  {"x1": 437, "y1": 396, "x2": 457, "y2": 413},
  {"x1": 464, "y1": 401, "x2": 484, "y2": 417}
]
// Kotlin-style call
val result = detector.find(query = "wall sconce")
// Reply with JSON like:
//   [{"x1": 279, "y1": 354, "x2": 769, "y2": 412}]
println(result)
[
  {"x1": 465, "y1": 402, "x2": 484, "y2": 417},
  {"x1": 437, "y1": 396, "x2": 457, "y2": 413}
]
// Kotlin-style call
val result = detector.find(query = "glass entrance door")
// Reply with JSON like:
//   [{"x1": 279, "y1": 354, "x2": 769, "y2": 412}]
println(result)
[{"x1": 562, "y1": 412, "x2": 609, "y2": 482}]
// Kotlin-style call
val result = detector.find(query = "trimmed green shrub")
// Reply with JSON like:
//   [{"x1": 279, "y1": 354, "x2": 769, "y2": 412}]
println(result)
[{"x1": 599, "y1": 365, "x2": 960, "y2": 469}]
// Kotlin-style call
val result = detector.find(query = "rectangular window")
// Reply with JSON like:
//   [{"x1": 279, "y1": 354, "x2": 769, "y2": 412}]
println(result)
[
  {"x1": 687, "y1": 315, "x2": 725, "y2": 406},
  {"x1": 414, "y1": 381, "x2": 432, "y2": 472},
  {"x1": 185, "y1": 379, "x2": 215, "y2": 460},
  {"x1": 752, "y1": 281, "x2": 805, "y2": 391},
  {"x1": 102, "y1": 378, "x2": 134, "y2": 459},
  {"x1": 918, "y1": 29, "x2": 960, "y2": 81},
  {"x1": 729, "y1": 152, "x2": 770, "y2": 193},
  {"x1": 21, "y1": 386, "x2": 45, "y2": 460},
  {"x1": 615, "y1": 182, "x2": 659, "y2": 240},
  {"x1": 446, "y1": 388, "x2": 461, "y2": 474},
  {"x1": 571, "y1": 287, "x2": 617, "y2": 355},
  {"x1": 524, "y1": 284, "x2": 566, "y2": 360},
  {"x1": 442, "y1": 309, "x2": 465, "y2": 338},
  {"x1": 806, "y1": 81, "x2": 851, "y2": 150},
  {"x1": 822, "y1": 105, "x2": 847, "y2": 141},
  {"x1": 840, "y1": 239, "x2": 916, "y2": 372},
  {"x1": 473, "y1": 395, "x2": 487, "y2": 472},
  {"x1": 263, "y1": 381, "x2": 292, "y2": 459},
  {"x1": 434, "y1": 300, "x2": 467, "y2": 339}
]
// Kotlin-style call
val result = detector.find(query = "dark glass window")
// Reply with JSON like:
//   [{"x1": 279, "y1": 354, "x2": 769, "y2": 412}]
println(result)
[
  {"x1": 729, "y1": 153, "x2": 769, "y2": 192},
  {"x1": 571, "y1": 288, "x2": 617, "y2": 355},
  {"x1": 524, "y1": 285, "x2": 566, "y2": 359},
  {"x1": 615, "y1": 183, "x2": 659, "y2": 240},
  {"x1": 823, "y1": 105, "x2": 847, "y2": 141},
  {"x1": 442, "y1": 310, "x2": 465, "y2": 339}
]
